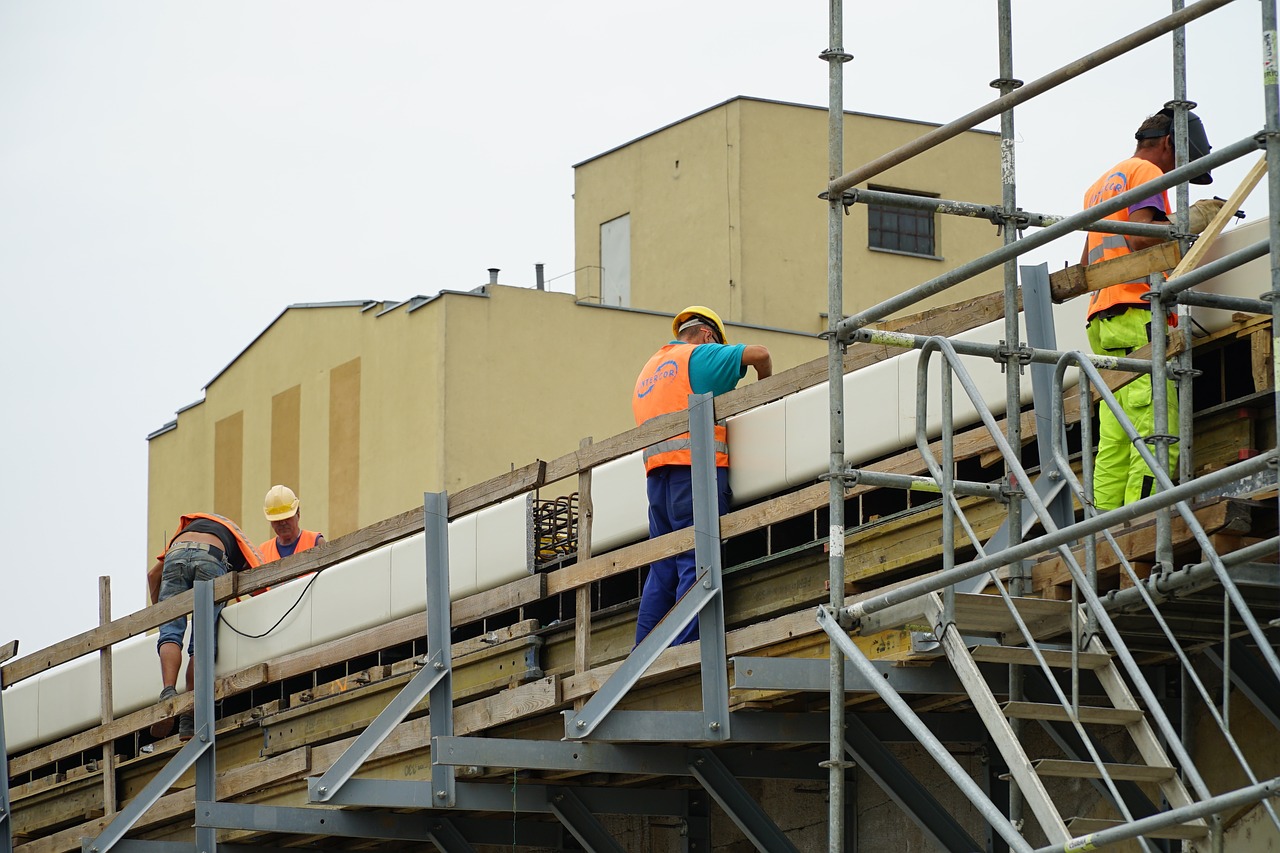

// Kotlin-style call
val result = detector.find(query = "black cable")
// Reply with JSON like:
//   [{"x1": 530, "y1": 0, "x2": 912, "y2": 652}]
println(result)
[{"x1": 218, "y1": 569, "x2": 323, "y2": 639}]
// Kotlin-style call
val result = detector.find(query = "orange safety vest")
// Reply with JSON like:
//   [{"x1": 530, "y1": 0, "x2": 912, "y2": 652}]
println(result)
[
  {"x1": 633, "y1": 343, "x2": 729, "y2": 474},
  {"x1": 157, "y1": 512, "x2": 264, "y2": 570},
  {"x1": 1083, "y1": 157, "x2": 1170, "y2": 320},
  {"x1": 259, "y1": 530, "x2": 321, "y2": 563}
]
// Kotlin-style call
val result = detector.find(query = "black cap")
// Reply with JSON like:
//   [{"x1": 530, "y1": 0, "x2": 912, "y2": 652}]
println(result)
[{"x1": 1135, "y1": 108, "x2": 1213, "y2": 184}]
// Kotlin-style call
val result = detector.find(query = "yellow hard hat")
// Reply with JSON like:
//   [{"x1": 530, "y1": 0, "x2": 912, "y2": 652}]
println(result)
[
  {"x1": 263, "y1": 485, "x2": 300, "y2": 521},
  {"x1": 672, "y1": 306, "x2": 729, "y2": 345}
]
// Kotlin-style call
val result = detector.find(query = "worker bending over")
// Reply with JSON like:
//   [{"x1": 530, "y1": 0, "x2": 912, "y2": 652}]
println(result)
[
  {"x1": 1081, "y1": 108, "x2": 1223, "y2": 510},
  {"x1": 632, "y1": 306, "x2": 772, "y2": 646},
  {"x1": 147, "y1": 512, "x2": 262, "y2": 740},
  {"x1": 260, "y1": 484, "x2": 324, "y2": 561}
]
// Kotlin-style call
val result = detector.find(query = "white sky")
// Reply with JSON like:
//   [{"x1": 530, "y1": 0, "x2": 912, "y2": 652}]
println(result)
[{"x1": 0, "y1": 2, "x2": 1264, "y2": 656}]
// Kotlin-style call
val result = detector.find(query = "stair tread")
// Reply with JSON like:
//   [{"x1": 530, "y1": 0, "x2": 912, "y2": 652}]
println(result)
[
  {"x1": 1032, "y1": 759, "x2": 1176, "y2": 782},
  {"x1": 1001, "y1": 701, "x2": 1144, "y2": 725},
  {"x1": 969, "y1": 644, "x2": 1110, "y2": 669},
  {"x1": 952, "y1": 593, "x2": 1072, "y2": 639},
  {"x1": 1066, "y1": 816, "x2": 1208, "y2": 840}
]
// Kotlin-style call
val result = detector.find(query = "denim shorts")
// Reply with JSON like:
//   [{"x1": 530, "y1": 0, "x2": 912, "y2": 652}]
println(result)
[{"x1": 156, "y1": 545, "x2": 228, "y2": 656}]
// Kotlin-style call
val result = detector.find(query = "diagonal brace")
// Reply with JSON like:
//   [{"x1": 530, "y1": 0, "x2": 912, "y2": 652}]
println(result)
[
  {"x1": 688, "y1": 749, "x2": 799, "y2": 853},
  {"x1": 547, "y1": 788, "x2": 626, "y2": 853}
]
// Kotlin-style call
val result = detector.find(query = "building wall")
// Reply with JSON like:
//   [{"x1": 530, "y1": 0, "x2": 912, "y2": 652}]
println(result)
[
  {"x1": 146, "y1": 287, "x2": 824, "y2": 573},
  {"x1": 574, "y1": 96, "x2": 1003, "y2": 333}
]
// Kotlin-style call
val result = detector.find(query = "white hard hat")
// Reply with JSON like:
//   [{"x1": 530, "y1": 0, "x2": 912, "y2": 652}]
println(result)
[{"x1": 263, "y1": 485, "x2": 300, "y2": 521}]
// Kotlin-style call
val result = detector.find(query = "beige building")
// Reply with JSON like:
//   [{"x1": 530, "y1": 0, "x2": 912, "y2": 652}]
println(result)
[
  {"x1": 147, "y1": 96, "x2": 1004, "y2": 559},
  {"x1": 574, "y1": 96, "x2": 1003, "y2": 332}
]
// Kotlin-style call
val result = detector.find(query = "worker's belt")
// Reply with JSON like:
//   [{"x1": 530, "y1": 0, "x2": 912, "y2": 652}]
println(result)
[
  {"x1": 168, "y1": 541, "x2": 226, "y2": 562},
  {"x1": 642, "y1": 438, "x2": 730, "y2": 462}
]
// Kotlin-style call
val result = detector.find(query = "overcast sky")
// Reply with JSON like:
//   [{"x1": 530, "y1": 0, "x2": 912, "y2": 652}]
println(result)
[{"x1": 0, "y1": 2, "x2": 1264, "y2": 657}]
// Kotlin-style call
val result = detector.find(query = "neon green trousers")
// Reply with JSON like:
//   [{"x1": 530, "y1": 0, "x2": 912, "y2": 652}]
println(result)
[{"x1": 1087, "y1": 307, "x2": 1179, "y2": 511}]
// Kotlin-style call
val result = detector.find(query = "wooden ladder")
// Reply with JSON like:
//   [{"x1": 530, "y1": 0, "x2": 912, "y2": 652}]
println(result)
[{"x1": 923, "y1": 592, "x2": 1208, "y2": 846}]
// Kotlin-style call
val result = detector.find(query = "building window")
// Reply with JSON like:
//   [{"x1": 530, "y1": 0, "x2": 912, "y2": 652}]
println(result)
[{"x1": 867, "y1": 186, "x2": 939, "y2": 258}]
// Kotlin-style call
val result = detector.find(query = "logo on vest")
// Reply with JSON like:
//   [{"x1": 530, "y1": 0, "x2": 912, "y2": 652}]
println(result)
[{"x1": 636, "y1": 359, "x2": 679, "y2": 399}]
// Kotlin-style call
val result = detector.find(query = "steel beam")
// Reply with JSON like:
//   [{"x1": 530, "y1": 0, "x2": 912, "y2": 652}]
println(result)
[
  {"x1": 688, "y1": 750, "x2": 799, "y2": 853},
  {"x1": 307, "y1": 779, "x2": 686, "y2": 816},
  {"x1": 688, "y1": 392, "x2": 731, "y2": 741},
  {"x1": 684, "y1": 789, "x2": 711, "y2": 853},
  {"x1": 732, "y1": 655, "x2": 1018, "y2": 695},
  {"x1": 434, "y1": 737, "x2": 827, "y2": 780},
  {"x1": 547, "y1": 788, "x2": 625, "y2": 853},
  {"x1": 844, "y1": 714, "x2": 983, "y2": 853},
  {"x1": 310, "y1": 491, "x2": 455, "y2": 806},
  {"x1": 192, "y1": 580, "x2": 217, "y2": 853}
]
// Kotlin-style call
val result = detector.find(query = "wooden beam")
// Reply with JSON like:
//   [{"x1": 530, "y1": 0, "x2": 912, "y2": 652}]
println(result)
[
  {"x1": 574, "y1": 437, "x2": 594, "y2": 701},
  {"x1": 1168, "y1": 156, "x2": 1267, "y2": 280},
  {"x1": 1049, "y1": 241, "x2": 1183, "y2": 302},
  {"x1": 96, "y1": 578, "x2": 116, "y2": 818}
]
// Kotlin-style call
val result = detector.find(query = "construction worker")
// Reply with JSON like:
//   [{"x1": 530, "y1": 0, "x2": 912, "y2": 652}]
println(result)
[
  {"x1": 1081, "y1": 109, "x2": 1223, "y2": 510},
  {"x1": 632, "y1": 306, "x2": 772, "y2": 646},
  {"x1": 147, "y1": 512, "x2": 262, "y2": 740},
  {"x1": 260, "y1": 484, "x2": 324, "y2": 561}
]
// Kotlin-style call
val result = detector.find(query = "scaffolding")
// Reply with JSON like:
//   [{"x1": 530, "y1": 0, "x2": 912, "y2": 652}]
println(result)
[{"x1": 4, "y1": 3, "x2": 1280, "y2": 852}]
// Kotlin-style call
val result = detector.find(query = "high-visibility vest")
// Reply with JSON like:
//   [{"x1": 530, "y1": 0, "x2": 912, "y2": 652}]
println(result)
[
  {"x1": 633, "y1": 344, "x2": 729, "y2": 473},
  {"x1": 259, "y1": 530, "x2": 321, "y2": 563},
  {"x1": 158, "y1": 512, "x2": 264, "y2": 570},
  {"x1": 1083, "y1": 157, "x2": 1170, "y2": 320}
]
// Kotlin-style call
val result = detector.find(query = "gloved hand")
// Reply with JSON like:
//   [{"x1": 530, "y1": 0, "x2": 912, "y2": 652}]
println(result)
[{"x1": 1186, "y1": 198, "x2": 1226, "y2": 234}]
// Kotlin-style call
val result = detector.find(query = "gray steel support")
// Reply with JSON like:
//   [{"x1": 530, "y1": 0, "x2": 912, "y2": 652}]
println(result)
[
  {"x1": 688, "y1": 750, "x2": 800, "y2": 853},
  {"x1": 837, "y1": 134, "x2": 1261, "y2": 339},
  {"x1": 683, "y1": 789, "x2": 711, "y2": 853},
  {"x1": 198, "y1": 802, "x2": 561, "y2": 847},
  {"x1": 1029, "y1": 777, "x2": 1280, "y2": 853},
  {"x1": 566, "y1": 394, "x2": 727, "y2": 741},
  {"x1": 840, "y1": 187, "x2": 1175, "y2": 239},
  {"x1": 688, "y1": 392, "x2": 730, "y2": 741},
  {"x1": 822, "y1": 1, "x2": 852, "y2": 849},
  {"x1": 1262, "y1": 0, "x2": 1280, "y2": 554},
  {"x1": 1177, "y1": 291, "x2": 1273, "y2": 314},
  {"x1": 82, "y1": 587, "x2": 218, "y2": 853},
  {"x1": 843, "y1": 467, "x2": 1006, "y2": 500},
  {"x1": 853, "y1": 327, "x2": 1159, "y2": 374},
  {"x1": 844, "y1": 714, "x2": 984, "y2": 853},
  {"x1": 1204, "y1": 642, "x2": 1280, "y2": 731},
  {"x1": 310, "y1": 491, "x2": 454, "y2": 805},
  {"x1": 829, "y1": 0, "x2": 1235, "y2": 195},
  {"x1": 1161, "y1": 238, "x2": 1270, "y2": 296},
  {"x1": 547, "y1": 788, "x2": 625, "y2": 853},
  {"x1": 435, "y1": 736, "x2": 828, "y2": 780},
  {"x1": 424, "y1": 490, "x2": 457, "y2": 807},
  {"x1": 818, "y1": 606, "x2": 1034, "y2": 853},
  {"x1": 290, "y1": 780, "x2": 686, "y2": 816},
  {"x1": 1019, "y1": 263, "x2": 1076, "y2": 534},
  {"x1": 732, "y1": 655, "x2": 1011, "y2": 695},
  {"x1": 192, "y1": 580, "x2": 217, "y2": 853},
  {"x1": 956, "y1": 475, "x2": 1072, "y2": 595}
]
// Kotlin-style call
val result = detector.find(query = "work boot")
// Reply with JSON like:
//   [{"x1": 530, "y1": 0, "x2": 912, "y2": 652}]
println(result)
[
  {"x1": 178, "y1": 713, "x2": 196, "y2": 742},
  {"x1": 150, "y1": 686, "x2": 178, "y2": 738}
]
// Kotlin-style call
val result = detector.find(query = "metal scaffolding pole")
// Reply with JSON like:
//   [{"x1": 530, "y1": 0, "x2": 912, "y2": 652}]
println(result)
[
  {"x1": 821, "y1": 0, "x2": 852, "y2": 848},
  {"x1": 1262, "y1": 0, "x2": 1280, "y2": 564}
]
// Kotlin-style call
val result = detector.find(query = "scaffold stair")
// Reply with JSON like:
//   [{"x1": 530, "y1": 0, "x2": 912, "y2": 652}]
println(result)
[{"x1": 924, "y1": 592, "x2": 1209, "y2": 846}]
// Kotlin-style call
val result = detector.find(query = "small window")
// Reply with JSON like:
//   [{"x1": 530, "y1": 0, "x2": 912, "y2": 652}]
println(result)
[{"x1": 867, "y1": 186, "x2": 939, "y2": 258}]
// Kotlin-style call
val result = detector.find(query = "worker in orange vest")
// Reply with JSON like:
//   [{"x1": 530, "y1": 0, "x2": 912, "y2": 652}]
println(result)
[
  {"x1": 259, "y1": 484, "x2": 325, "y2": 561},
  {"x1": 147, "y1": 512, "x2": 262, "y2": 740},
  {"x1": 632, "y1": 306, "x2": 772, "y2": 646},
  {"x1": 1081, "y1": 108, "x2": 1223, "y2": 510}
]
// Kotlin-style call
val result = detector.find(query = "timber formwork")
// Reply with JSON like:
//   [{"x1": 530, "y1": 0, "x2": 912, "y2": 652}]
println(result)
[{"x1": 5, "y1": 2, "x2": 1280, "y2": 852}]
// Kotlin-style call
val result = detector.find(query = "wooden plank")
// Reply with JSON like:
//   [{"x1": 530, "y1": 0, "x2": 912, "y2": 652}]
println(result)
[
  {"x1": 575, "y1": 437, "x2": 594, "y2": 693},
  {"x1": 16, "y1": 748, "x2": 310, "y2": 853},
  {"x1": 1032, "y1": 499, "x2": 1242, "y2": 595},
  {"x1": 8, "y1": 664, "x2": 268, "y2": 778},
  {"x1": 1168, "y1": 156, "x2": 1267, "y2": 280},
  {"x1": 1065, "y1": 817, "x2": 1207, "y2": 841},
  {"x1": 1032, "y1": 758, "x2": 1174, "y2": 782},
  {"x1": 1049, "y1": 241, "x2": 1184, "y2": 302},
  {"x1": 969, "y1": 645, "x2": 1110, "y2": 670},
  {"x1": 1251, "y1": 327, "x2": 1274, "y2": 392},
  {"x1": 0, "y1": 640, "x2": 18, "y2": 664},
  {"x1": 96, "y1": 578, "x2": 116, "y2": 818},
  {"x1": 1001, "y1": 701, "x2": 1144, "y2": 725},
  {"x1": 953, "y1": 593, "x2": 1072, "y2": 640}
]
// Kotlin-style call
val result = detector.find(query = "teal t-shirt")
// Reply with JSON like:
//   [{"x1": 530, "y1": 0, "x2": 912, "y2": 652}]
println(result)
[{"x1": 679, "y1": 341, "x2": 747, "y2": 395}]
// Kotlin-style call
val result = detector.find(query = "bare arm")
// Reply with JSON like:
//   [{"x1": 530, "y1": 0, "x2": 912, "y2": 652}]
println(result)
[
  {"x1": 147, "y1": 559, "x2": 163, "y2": 605},
  {"x1": 741, "y1": 345, "x2": 772, "y2": 380},
  {"x1": 1122, "y1": 206, "x2": 1167, "y2": 252}
]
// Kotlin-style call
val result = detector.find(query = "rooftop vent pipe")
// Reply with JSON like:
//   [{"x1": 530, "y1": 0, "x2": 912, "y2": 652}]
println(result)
[
  {"x1": 535, "y1": 263, "x2": 545, "y2": 290},
  {"x1": 488, "y1": 268, "x2": 500, "y2": 285}
]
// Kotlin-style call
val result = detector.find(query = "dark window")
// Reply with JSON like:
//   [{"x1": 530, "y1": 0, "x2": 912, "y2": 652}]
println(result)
[{"x1": 868, "y1": 187, "x2": 938, "y2": 257}]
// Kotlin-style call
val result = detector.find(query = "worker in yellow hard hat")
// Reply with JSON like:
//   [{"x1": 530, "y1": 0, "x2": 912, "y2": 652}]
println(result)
[
  {"x1": 259, "y1": 484, "x2": 325, "y2": 562},
  {"x1": 631, "y1": 306, "x2": 772, "y2": 646}
]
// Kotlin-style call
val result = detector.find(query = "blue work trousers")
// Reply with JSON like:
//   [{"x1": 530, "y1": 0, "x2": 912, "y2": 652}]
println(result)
[{"x1": 635, "y1": 465, "x2": 731, "y2": 647}]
